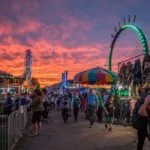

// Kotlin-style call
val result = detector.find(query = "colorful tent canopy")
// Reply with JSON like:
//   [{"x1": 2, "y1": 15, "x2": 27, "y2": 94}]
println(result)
[
  {"x1": 73, "y1": 67, "x2": 118, "y2": 85},
  {"x1": 81, "y1": 84, "x2": 111, "y2": 89}
]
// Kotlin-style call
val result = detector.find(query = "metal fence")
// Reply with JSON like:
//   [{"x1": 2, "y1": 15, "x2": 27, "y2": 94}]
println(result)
[
  {"x1": 0, "y1": 115, "x2": 8, "y2": 150},
  {"x1": 0, "y1": 106, "x2": 27, "y2": 150}
]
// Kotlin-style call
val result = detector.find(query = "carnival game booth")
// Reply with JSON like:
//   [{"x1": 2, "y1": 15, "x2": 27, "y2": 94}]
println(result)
[
  {"x1": 118, "y1": 54, "x2": 150, "y2": 98},
  {"x1": 113, "y1": 54, "x2": 150, "y2": 125}
]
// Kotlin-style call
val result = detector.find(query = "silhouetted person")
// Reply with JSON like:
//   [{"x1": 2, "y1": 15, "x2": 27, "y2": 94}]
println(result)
[{"x1": 4, "y1": 93, "x2": 12, "y2": 115}]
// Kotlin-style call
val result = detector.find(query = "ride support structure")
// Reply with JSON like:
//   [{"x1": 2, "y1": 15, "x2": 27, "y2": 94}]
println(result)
[{"x1": 108, "y1": 16, "x2": 149, "y2": 71}]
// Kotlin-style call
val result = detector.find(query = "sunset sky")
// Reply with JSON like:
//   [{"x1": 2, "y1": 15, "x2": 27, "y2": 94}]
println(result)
[{"x1": 0, "y1": 0, "x2": 150, "y2": 86}]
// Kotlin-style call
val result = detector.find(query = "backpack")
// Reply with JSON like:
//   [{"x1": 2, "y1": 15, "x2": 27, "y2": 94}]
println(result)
[
  {"x1": 43, "y1": 101, "x2": 50, "y2": 111},
  {"x1": 63, "y1": 98, "x2": 68, "y2": 105},
  {"x1": 73, "y1": 98, "x2": 80, "y2": 108}
]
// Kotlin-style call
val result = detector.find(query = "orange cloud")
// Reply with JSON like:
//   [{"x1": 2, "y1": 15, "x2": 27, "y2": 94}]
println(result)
[{"x1": 0, "y1": 0, "x2": 149, "y2": 86}]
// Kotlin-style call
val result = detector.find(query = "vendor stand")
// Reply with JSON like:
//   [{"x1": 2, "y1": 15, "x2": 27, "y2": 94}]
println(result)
[{"x1": 114, "y1": 53, "x2": 150, "y2": 125}]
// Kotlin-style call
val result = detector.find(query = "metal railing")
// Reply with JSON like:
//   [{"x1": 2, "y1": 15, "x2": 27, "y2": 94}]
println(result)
[
  {"x1": 0, "y1": 106, "x2": 27, "y2": 150},
  {"x1": 0, "y1": 115, "x2": 8, "y2": 150}
]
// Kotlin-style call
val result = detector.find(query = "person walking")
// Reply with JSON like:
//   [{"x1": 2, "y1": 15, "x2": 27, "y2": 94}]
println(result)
[
  {"x1": 4, "y1": 93, "x2": 13, "y2": 115},
  {"x1": 137, "y1": 95, "x2": 150, "y2": 150},
  {"x1": 97, "y1": 91, "x2": 104, "y2": 122},
  {"x1": 73, "y1": 94, "x2": 81, "y2": 122},
  {"x1": 57, "y1": 94, "x2": 61, "y2": 111},
  {"x1": 60, "y1": 94, "x2": 71, "y2": 124},
  {"x1": 86, "y1": 89, "x2": 98, "y2": 128},
  {"x1": 82, "y1": 93, "x2": 87, "y2": 111},
  {"x1": 50, "y1": 94, "x2": 55, "y2": 110},
  {"x1": 42, "y1": 88, "x2": 50, "y2": 122},
  {"x1": 132, "y1": 87, "x2": 150, "y2": 150},
  {"x1": 105, "y1": 95, "x2": 115, "y2": 131},
  {"x1": 15, "y1": 94, "x2": 21, "y2": 110},
  {"x1": 31, "y1": 89, "x2": 43, "y2": 136}
]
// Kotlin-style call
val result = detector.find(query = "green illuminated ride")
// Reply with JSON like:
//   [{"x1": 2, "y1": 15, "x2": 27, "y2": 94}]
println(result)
[{"x1": 108, "y1": 23, "x2": 149, "y2": 71}]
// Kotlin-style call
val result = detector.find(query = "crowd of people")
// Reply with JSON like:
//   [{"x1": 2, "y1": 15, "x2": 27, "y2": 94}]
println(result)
[{"x1": 3, "y1": 87, "x2": 150, "y2": 150}]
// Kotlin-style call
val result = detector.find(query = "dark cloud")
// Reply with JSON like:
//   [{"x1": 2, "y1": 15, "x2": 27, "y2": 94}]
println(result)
[
  {"x1": 0, "y1": 52, "x2": 15, "y2": 60},
  {"x1": 13, "y1": 34, "x2": 33, "y2": 46},
  {"x1": 0, "y1": 50, "x2": 22, "y2": 61},
  {"x1": 41, "y1": 51, "x2": 59, "y2": 60},
  {"x1": 0, "y1": 0, "x2": 149, "y2": 50},
  {"x1": 0, "y1": 0, "x2": 150, "y2": 85},
  {"x1": 13, "y1": 52, "x2": 22, "y2": 57},
  {"x1": 71, "y1": 51, "x2": 88, "y2": 63}
]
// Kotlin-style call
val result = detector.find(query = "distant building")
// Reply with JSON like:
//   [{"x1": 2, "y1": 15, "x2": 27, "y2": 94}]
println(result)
[
  {"x1": 0, "y1": 70, "x2": 24, "y2": 94},
  {"x1": 0, "y1": 70, "x2": 13, "y2": 78}
]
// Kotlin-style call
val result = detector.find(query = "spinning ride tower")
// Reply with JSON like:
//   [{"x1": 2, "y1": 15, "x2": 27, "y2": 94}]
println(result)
[{"x1": 24, "y1": 49, "x2": 32, "y2": 83}]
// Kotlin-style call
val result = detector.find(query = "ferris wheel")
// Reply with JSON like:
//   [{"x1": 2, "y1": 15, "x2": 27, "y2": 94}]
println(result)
[{"x1": 24, "y1": 49, "x2": 32, "y2": 82}]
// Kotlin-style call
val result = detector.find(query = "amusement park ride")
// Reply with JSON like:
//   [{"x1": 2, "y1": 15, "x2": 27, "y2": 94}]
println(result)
[
  {"x1": 0, "y1": 49, "x2": 33, "y2": 94},
  {"x1": 50, "y1": 15, "x2": 150, "y2": 92},
  {"x1": 23, "y1": 49, "x2": 32, "y2": 83},
  {"x1": 108, "y1": 15, "x2": 149, "y2": 97},
  {"x1": 108, "y1": 15, "x2": 149, "y2": 71}
]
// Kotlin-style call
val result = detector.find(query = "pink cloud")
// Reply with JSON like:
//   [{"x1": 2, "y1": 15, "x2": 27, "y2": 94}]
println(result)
[{"x1": 0, "y1": 0, "x2": 149, "y2": 85}]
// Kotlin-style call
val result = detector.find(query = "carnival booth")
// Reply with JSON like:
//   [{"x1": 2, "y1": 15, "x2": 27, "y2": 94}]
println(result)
[
  {"x1": 114, "y1": 55, "x2": 150, "y2": 124},
  {"x1": 118, "y1": 54, "x2": 150, "y2": 97}
]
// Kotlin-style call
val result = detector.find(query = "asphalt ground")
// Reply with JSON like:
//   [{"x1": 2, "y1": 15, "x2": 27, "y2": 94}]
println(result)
[{"x1": 22, "y1": 110, "x2": 150, "y2": 150}]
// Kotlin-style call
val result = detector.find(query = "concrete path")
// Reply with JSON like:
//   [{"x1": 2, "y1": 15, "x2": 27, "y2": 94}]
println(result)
[{"x1": 22, "y1": 111, "x2": 149, "y2": 150}]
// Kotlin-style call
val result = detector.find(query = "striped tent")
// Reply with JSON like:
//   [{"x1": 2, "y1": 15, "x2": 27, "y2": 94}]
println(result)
[{"x1": 73, "y1": 67, "x2": 118, "y2": 85}]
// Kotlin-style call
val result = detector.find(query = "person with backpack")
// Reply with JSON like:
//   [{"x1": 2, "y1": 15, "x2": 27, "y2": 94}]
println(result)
[
  {"x1": 60, "y1": 94, "x2": 71, "y2": 123},
  {"x1": 31, "y1": 89, "x2": 43, "y2": 136},
  {"x1": 72, "y1": 93, "x2": 81, "y2": 122},
  {"x1": 132, "y1": 87, "x2": 150, "y2": 150},
  {"x1": 105, "y1": 95, "x2": 115, "y2": 131},
  {"x1": 86, "y1": 89, "x2": 98, "y2": 128}
]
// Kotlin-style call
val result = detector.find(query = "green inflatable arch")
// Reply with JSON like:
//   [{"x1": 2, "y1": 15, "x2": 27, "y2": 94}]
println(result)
[{"x1": 108, "y1": 24, "x2": 149, "y2": 71}]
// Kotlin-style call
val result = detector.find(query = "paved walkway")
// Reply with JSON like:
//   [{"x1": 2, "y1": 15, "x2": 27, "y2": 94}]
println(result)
[{"x1": 22, "y1": 111, "x2": 149, "y2": 150}]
